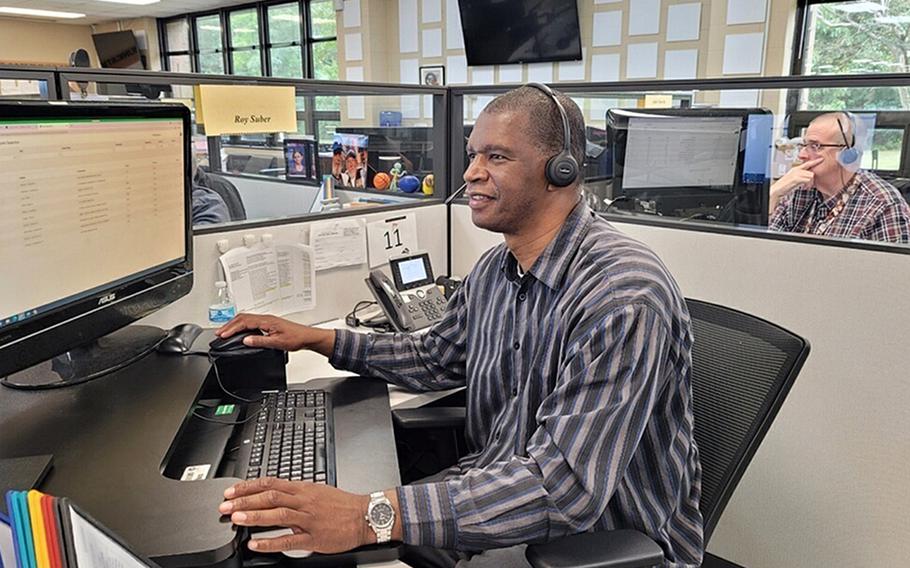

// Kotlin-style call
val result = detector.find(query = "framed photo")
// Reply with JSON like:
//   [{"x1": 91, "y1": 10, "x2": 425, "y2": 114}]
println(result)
[{"x1": 419, "y1": 65, "x2": 445, "y2": 87}]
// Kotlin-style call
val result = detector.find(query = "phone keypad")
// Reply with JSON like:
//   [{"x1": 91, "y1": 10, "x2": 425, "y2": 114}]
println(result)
[{"x1": 407, "y1": 290, "x2": 448, "y2": 325}]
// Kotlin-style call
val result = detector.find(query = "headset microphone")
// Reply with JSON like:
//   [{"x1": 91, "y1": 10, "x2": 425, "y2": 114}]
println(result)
[
  {"x1": 444, "y1": 181, "x2": 468, "y2": 204},
  {"x1": 525, "y1": 83, "x2": 579, "y2": 187}
]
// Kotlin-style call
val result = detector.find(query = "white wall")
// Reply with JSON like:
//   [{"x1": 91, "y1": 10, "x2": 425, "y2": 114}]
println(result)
[
  {"x1": 142, "y1": 204, "x2": 448, "y2": 330},
  {"x1": 450, "y1": 204, "x2": 910, "y2": 567}
]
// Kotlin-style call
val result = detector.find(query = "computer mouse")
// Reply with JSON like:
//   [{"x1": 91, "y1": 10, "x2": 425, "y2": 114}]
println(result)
[
  {"x1": 157, "y1": 323, "x2": 203, "y2": 354},
  {"x1": 208, "y1": 329, "x2": 267, "y2": 356}
]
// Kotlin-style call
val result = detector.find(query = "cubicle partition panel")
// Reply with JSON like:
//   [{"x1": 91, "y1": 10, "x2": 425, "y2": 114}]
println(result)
[
  {"x1": 141, "y1": 203, "x2": 449, "y2": 332},
  {"x1": 0, "y1": 65, "x2": 58, "y2": 100},
  {"x1": 448, "y1": 74, "x2": 910, "y2": 261},
  {"x1": 53, "y1": 67, "x2": 449, "y2": 229}
]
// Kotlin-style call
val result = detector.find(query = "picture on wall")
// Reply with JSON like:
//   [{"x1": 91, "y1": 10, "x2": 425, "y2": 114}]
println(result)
[{"x1": 419, "y1": 65, "x2": 445, "y2": 87}]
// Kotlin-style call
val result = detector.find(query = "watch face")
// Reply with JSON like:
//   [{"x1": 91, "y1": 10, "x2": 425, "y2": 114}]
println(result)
[{"x1": 370, "y1": 502, "x2": 394, "y2": 527}]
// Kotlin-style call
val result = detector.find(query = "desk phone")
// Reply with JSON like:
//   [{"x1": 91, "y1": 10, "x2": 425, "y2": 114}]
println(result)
[{"x1": 366, "y1": 252, "x2": 447, "y2": 332}]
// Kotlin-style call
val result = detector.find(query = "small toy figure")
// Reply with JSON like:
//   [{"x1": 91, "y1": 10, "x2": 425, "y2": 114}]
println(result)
[
  {"x1": 422, "y1": 174, "x2": 435, "y2": 195},
  {"x1": 389, "y1": 162, "x2": 403, "y2": 192}
]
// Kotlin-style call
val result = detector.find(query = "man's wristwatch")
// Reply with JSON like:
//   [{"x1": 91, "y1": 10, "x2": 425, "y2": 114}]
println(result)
[{"x1": 365, "y1": 491, "x2": 395, "y2": 543}]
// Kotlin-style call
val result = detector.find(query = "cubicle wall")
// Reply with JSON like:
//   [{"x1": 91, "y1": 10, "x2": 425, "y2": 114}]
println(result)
[
  {"x1": 451, "y1": 203, "x2": 910, "y2": 568},
  {"x1": 142, "y1": 203, "x2": 448, "y2": 333}
]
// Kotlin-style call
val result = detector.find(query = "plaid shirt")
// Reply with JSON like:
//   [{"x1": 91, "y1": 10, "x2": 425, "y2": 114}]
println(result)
[
  {"x1": 769, "y1": 170, "x2": 910, "y2": 243},
  {"x1": 332, "y1": 201, "x2": 703, "y2": 567}
]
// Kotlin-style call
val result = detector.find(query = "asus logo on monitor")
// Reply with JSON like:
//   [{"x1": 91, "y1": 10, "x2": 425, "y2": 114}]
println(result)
[{"x1": 98, "y1": 293, "x2": 116, "y2": 306}]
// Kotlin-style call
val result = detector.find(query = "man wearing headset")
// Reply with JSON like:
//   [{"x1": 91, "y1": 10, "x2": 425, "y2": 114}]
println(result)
[
  {"x1": 769, "y1": 112, "x2": 910, "y2": 243},
  {"x1": 215, "y1": 85, "x2": 703, "y2": 568}
]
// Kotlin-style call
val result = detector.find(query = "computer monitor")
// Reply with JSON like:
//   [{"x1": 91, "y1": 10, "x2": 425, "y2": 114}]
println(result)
[
  {"x1": 606, "y1": 107, "x2": 771, "y2": 224},
  {"x1": 0, "y1": 101, "x2": 193, "y2": 388}
]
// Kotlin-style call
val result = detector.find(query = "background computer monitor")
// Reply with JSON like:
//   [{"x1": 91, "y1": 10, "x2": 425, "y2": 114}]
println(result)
[
  {"x1": 0, "y1": 101, "x2": 194, "y2": 388},
  {"x1": 606, "y1": 107, "x2": 772, "y2": 224}
]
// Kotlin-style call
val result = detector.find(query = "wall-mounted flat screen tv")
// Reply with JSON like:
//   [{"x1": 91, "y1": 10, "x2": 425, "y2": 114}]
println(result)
[{"x1": 457, "y1": 0, "x2": 582, "y2": 66}]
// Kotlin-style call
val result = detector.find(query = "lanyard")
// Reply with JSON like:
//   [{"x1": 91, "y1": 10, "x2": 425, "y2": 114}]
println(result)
[{"x1": 809, "y1": 176, "x2": 858, "y2": 236}]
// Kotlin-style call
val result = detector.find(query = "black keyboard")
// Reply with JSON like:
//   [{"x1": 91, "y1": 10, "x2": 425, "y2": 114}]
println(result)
[{"x1": 240, "y1": 390, "x2": 335, "y2": 485}]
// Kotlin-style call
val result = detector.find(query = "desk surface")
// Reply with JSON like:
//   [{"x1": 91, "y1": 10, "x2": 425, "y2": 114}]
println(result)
[{"x1": 0, "y1": 348, "x2": 402, "y2": 567}]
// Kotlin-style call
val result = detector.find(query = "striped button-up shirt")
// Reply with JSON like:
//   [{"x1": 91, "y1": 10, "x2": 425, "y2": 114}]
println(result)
[
  {"x1": 769, "y1": 169, "x2": 910, "y2": 243},
  {"x1": 331, "y1": 200, "x2": 703, "y2": 567}
]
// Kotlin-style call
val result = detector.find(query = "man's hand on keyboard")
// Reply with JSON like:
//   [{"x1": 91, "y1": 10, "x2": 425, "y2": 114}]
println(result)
[
  {"x1": 216, "y1": 314, "x2": 336, "y2": 357},
  {"x1": 219, "y1": 477, "x2": 401, "y2": 554}
]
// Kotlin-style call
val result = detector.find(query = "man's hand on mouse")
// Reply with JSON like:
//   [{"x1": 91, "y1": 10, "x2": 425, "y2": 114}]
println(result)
[
  {"x1": 216, "y1": 314, "x2": 336, "y2": 356},
  {"x1": 218, "y1": 477, "x2": 401, "y2": 554}
]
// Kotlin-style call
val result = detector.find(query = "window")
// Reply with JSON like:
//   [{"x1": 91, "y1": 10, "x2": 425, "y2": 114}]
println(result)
[
  {"x1": 229, "y1": 8, "x2": 262, "y2": 76},
  {"x1": 795, "y1": 1, "x2": 910, "y2": 110},
  {"x1": 159, "y1": 1, "x2": 338, "y2": 80},
  {"x1": 195, "y1": 14, "x2": 225, "y2": 74},
  {"x1": 268, "y1": 3, "x2": 304, "y2": 78}
]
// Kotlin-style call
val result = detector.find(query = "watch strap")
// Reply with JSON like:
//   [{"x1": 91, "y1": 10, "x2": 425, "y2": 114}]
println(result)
[{"x1": 368, "y1": 491, "x2": 393, "y2": 544}]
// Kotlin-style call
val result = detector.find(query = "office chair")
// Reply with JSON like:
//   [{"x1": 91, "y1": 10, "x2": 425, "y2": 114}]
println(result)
[
  {"x1": 392, "y1": 298, "x2": 810, "y2": 568},
  {"x1": 196, "y1": 170, "x2": 247, "y2": 222}
]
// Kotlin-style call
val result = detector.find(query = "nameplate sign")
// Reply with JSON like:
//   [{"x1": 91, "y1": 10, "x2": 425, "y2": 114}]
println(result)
[{"x1": 195, "y1": 84, "x2": 296, "y2": 136}]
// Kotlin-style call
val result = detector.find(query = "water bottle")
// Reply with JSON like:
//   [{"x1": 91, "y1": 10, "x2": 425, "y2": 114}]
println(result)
[{"x1": 208, "y1": 281, "x2": 236, "y2": 324}]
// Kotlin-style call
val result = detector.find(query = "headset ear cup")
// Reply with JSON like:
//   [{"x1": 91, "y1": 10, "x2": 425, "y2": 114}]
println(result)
[
  {"x1": 546, "y1": 152, "x2": 578, "y2": 187},
  {"x1": 838, "y1": 146, "x2": 861, "y2": 167}
]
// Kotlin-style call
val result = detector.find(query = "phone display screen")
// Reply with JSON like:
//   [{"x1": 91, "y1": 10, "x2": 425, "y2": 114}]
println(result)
[{"x1": 390, "y1": 253, "x2": 434, "y2": 291}]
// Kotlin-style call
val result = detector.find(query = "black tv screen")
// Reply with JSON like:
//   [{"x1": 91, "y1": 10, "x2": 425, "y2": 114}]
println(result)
[
  {"x1": 92, "y1": 30, "x2": 143, "y2": 69},
  {"x1": 458, "y1": 0, "x2": 582, "y2": 66}
]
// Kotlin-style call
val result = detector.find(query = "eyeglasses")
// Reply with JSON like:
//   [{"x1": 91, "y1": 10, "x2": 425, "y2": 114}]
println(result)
[{"x1": 794, "y1": 141, "x2": 846, "y2": 153}]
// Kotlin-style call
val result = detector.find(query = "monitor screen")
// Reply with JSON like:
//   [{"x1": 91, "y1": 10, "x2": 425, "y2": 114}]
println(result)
[
  {"x1": 622, "y1": 115, "x2": 742, "y2": 190},
  {"x1": 743, "y1": 113, "x2": 774, "y2": 184},
  {"x1": 0, "y1": 102, "x2": 193, "y2": 385},
  {"x1": 92, "y1": 31, "x2": 143, "y2": 70},
  {"x1": 607, "y1": 107, "x2": 771, "y2": 224},
  {"x1": 390, "y1": 252, "x2": 434, "y2": 291},
  {"x1": 458, "y1": 0, "x2": 582, "y2": 66}
]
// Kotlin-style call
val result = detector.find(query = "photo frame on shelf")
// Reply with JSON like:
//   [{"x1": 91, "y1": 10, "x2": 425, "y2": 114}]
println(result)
[{"x1": 419, "y1": 65, "x2": 445, "y2": 87}]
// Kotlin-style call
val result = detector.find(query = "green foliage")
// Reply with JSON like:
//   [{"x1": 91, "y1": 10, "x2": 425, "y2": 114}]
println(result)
[
  {"x1": 196, "y1": 15, "x2": 222, "y2": 51},
  {"x1": 310, "y1": 0, "x2": 337, "y2": 38},
  {"x1": 232, "y1": 50, "x2": 262, "y2": 76},
  {"x1": 230, "y1": 9, "x2": 259, "y2": 47},
  {"x1": 271, "y1": 46, "x2": 303, "y2": 78},
  {"x1": 268, "y1": 3, "x2": 301, "y2": 43},
  {"x1": 806, "y1": 0, "x2": 910, "y2": 110}
]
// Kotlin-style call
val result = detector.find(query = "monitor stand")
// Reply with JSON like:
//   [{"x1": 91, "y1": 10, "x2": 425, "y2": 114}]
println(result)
[{"x1": 0, "y1": 325, "x2": 166, "y2": 390}]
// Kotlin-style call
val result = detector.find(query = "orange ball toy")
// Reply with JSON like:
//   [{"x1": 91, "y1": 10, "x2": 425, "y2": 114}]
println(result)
[{"x1": 373, "y1": 172, "x2": 391, "y2": 190}]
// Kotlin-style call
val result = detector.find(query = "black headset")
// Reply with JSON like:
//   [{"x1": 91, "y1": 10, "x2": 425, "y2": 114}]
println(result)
[
  {"x1": 525, "y1": 82, "x2": 579, "y2": 187},
  {"x1": 836, "y1": 111, "x2": 861, "y2": 167}
]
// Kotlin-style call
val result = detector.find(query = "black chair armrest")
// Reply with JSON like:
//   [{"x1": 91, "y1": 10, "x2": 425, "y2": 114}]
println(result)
[
  {"x1": 525, "y1": 529, "x2": 664, "y2": 568},
  {"x1": 391, "y1": 407, "x2": 466, "y2": 430}
]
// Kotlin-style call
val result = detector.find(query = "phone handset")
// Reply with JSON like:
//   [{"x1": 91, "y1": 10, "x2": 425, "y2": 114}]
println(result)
[{"x1": 366, "y1": 270, "x2": 417, "y2": 332}]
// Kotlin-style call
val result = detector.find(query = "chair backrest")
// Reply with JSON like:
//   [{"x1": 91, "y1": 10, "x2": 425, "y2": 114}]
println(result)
[
  {"x1": 197, "y1": 170, "x2": 247, "y2": 221},
  {"x1": 685, "y1": 298, "x2": 810, "y2": 543}
]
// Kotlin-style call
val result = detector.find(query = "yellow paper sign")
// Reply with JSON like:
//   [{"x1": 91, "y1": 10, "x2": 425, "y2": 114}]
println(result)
[
  {"x1": 194, "y1": 84, "x2": 296, "y2": 136},
  {"x1": 643, "y1": 94, "x2": 673, "y2": 108}
]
